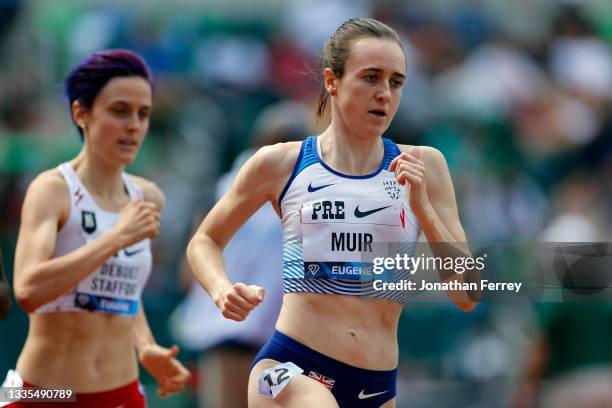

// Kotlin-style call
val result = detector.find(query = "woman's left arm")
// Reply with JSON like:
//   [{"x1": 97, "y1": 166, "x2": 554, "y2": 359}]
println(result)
[
  {"x1": 133, "y1": 304, "x2": 192, "y2": 397},
  {"x1": 131, "y1": 178, "x2": 192, "y2": 396},
  {"x1": 391, "y1": 146, "x2": 479, "y2": 311}
]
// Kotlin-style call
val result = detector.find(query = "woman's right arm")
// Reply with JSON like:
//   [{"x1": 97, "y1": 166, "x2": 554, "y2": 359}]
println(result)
[
  {"x1": 187, "y1": 143, "x2": 297, "y2": 321},
  {"x1": 14, "y1": 172, "x2": 160, "y2": 313}
]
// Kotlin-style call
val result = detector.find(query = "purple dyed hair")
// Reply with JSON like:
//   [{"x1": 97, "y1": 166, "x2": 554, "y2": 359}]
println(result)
[{"x1": 64, "y1": 49, "x2": 153, "y2": 139}]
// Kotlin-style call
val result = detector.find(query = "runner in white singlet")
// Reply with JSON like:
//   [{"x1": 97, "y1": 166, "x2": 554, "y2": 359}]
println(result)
[{"x1": 188, "y1": 18, "x2": 477, "y2": 408}]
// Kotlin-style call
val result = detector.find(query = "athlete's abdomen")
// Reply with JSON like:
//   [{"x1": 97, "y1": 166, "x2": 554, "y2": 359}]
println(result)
[
  {"x1": 275, "y1": 292, "x2": 401, "y2": 370},
  {"x1": 16, "y1": 313, "x2": 137, "y2": 392}
]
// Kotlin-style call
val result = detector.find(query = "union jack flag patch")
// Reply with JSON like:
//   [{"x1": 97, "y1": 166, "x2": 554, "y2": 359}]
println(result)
[{"x1": 308, "y1": 371, "x2": 335, "y2": 390}]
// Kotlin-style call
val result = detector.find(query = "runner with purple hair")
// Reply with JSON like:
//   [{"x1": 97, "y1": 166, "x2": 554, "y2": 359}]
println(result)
[{"x1": 3, "y1": 49, "x2": 190, "y2": 407}]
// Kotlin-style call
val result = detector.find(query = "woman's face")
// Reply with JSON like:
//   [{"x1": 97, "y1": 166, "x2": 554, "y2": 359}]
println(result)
[
  {"x1": 329, "y1": 37, "x2": 406, "y2": 139},
  {"x1": 79, "y1": 76, "x2": 152, "y2": 166}
]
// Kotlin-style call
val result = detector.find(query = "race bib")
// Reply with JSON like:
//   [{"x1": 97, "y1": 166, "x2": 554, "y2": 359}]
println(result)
[
  {"x1": 258, "y1": 362, "x2": 303, "y2": 399},
  {"x1": 301, "y1": 198, "x2": 409, "y2": 281},
  {"x1": 74, "y1": 242, "x2": 152, "y2": 315}
]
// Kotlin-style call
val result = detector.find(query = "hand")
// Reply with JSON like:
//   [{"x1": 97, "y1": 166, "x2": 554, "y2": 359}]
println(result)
[
  {"x1": 389, "y1": 147, "x2": 432, "y2": 218},
  {"x1": 113, "y1": 197, "x2": 160, "y2": 247},
  {"x1": 139, "y1": 343, "x2": 192, "y2": 398},
  {"x1": 215, "y1": 282, "x2": 265, "y2": 321}
]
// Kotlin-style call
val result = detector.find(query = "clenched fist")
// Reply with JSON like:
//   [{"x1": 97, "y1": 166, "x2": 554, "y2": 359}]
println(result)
[
  {"x1": 215, "y1": 282, "x2": 265, "y2": 321},
  {"x1": 389, "y1": 147, "x2": 432, "y2": 218},
  {"x1": 113, "y1": 197, "x2": 161, "y2": 247}
]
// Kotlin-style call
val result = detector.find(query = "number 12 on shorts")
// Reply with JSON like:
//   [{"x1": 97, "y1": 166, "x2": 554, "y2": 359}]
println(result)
[{"x1": 258, "y1": 362, "x2": 303, "y2": 399}]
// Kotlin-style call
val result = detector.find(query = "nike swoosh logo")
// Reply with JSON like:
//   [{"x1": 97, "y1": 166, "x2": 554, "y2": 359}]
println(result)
[
  {"x1": 307, "y1": 183, "x2": 335, "y2": 193},
  {"x1": 358, "y1": 389, "x2": 388, "y2": 400},
  {"x1": 124, "y1": 247, "x2": 145, "y2": 257},
  {"x1": 354, "y1": 205, "x2": 391, "y2": 218}
]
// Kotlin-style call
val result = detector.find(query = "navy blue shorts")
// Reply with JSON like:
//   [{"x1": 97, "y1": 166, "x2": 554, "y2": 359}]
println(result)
[{"x1": 253, "y1": 330, "x2": 397, "y2": 407}]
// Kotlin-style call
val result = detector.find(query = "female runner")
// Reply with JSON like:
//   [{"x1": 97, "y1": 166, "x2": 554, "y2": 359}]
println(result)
[
  {"x1": 6, "y1": 49, "x2": 190, "y2": 407},
  {"x1": 188, "y1": 18, "x2": 476, "y2": 408}
]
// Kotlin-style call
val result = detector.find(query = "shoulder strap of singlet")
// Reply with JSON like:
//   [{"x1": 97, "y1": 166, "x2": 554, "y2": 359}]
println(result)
[
  {"x1": 279, "y1": 136, "x2": 317, "y2": 208},
  {"x1": 299, "y1": 136, "x2": 318, "y2": 170},
  {"x1": 122, "y1": 173, "x2": 145, "y2": 201},
  {"x1": 382, "y1": 138, "x2": 401, "y2": 170},
  {"x1": 57, "y1": 162, "x2": 83, "y2": 194}
]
